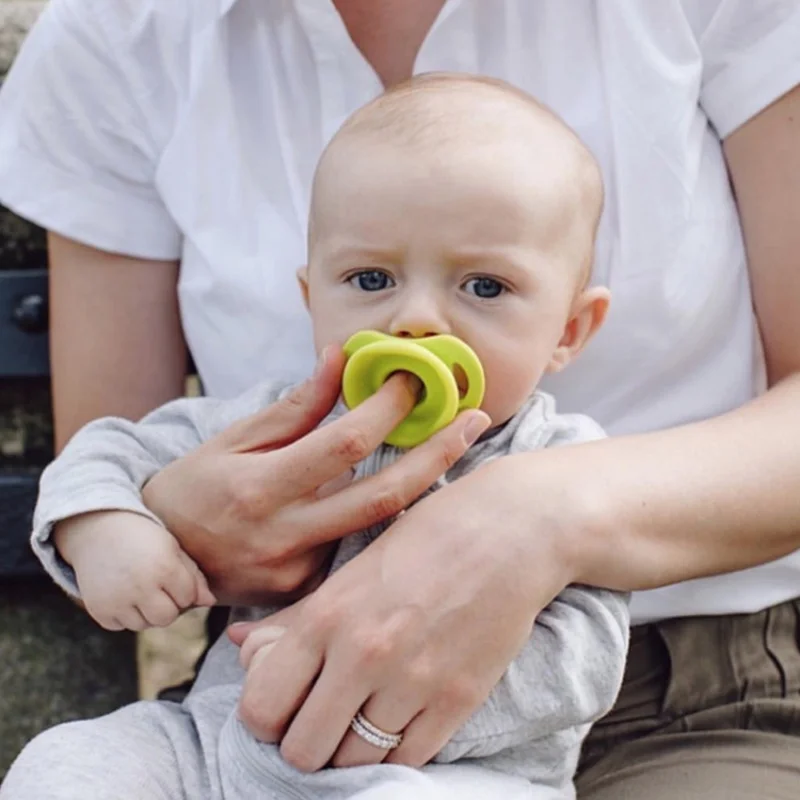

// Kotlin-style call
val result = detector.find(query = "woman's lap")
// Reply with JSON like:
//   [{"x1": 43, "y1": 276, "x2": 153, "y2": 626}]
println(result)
[
  {"x1": 576, "y1": 600, "x2": 800, "y2": 799},
  {"x1": 577, "y1": 728, "x2": 800, "y2": 800}
]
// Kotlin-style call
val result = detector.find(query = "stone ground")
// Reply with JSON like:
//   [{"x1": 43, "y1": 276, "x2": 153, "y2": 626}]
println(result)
[{"x1": 138, "y1": 609, "x2": 209, "y2": 700}]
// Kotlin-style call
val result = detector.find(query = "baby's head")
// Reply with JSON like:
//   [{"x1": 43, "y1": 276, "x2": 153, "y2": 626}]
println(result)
[{"x1": 299, "y1": 73, "x2": 608, "y2": 426}]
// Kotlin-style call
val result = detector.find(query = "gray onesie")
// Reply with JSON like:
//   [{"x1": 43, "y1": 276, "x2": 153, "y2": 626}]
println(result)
[{"x1": 2, "y1": 383, "x2": 629, "y2": 800}]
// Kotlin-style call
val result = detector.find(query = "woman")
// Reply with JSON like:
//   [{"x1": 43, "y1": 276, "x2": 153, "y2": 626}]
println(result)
[{"x1": 0, "y1": 1, "x2": 798, "y2": 797}]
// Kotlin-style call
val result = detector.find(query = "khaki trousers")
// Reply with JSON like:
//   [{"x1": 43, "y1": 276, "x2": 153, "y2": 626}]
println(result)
[{"x1": 576, "y1": 599, "x2": 800, "y2": 799}]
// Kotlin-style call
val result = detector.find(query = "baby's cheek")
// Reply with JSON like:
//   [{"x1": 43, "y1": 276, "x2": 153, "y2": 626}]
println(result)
[{"x1": 481, "y1": 362, "x2": 543, "y2": 425}]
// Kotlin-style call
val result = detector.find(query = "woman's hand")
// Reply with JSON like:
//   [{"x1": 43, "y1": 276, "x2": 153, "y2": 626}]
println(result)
[
  {"x1": 228, "y1": 447, "x2": 592, "y2": 772},
  {"x1": 142, "y1": 348, "x2": 491, "y2": 606}
]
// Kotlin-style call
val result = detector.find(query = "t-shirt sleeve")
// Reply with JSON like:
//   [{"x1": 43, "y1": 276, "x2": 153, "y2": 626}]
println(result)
[
  {"x1": 687, "y1": 0, "x2": 800, "y2": 139},
  {"x1": 0, "y1": 0, "x2": 181, "y2": 259}
]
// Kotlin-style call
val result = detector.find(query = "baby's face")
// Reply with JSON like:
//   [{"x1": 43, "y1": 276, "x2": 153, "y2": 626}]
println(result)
[{"x1": 302, "y1": 136, "x2": 596, "y2": 426}]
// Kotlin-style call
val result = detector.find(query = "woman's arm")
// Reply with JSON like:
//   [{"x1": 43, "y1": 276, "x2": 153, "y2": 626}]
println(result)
[
  {"x1": 572, "y1": 83, "x2": 800, "y2": 591},
  {"x1": 48, "y1": 233, "x2": 186, "y2": 450}
]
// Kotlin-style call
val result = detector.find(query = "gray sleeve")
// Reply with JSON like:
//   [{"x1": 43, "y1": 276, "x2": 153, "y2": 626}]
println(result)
[
  {"x1": 32, "y1": 380, "x2": 289, "y2": 597},
  {"x1": 436, "y1": 586, "x2": 629, "y2": 766}
]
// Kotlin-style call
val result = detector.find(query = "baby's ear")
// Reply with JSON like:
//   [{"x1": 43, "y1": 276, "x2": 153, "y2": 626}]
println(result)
[
  {"x1": 296, "y1": 266, "x2": 310, "y2": 310},
  {"x1": 546, "y1": 286, "x2": 610, "y2": 373}
]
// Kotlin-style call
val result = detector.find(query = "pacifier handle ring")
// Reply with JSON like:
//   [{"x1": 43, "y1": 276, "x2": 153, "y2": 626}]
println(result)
[
  {"x1": 416, "y1": 336, "x2": 484, "y2": 411},
  {"x1": 342, "y1": 340, "x2": 461, "y2": 448},
  {"x1": 341, "y1": 331, "x2": 485, "y2": 448}
]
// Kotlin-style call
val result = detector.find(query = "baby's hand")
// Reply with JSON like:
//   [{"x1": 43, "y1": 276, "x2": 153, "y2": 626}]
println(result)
[
  {"x1": 235, "y1": 623, "x2": 287, "y2": 672},
  {"x1": 54, "y1": 510, "x2": 216, "y2": 631}
]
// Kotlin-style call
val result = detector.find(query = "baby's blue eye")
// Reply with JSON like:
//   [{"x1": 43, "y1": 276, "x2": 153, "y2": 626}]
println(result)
[
  {"x1": 348, "y1": 270, "x2": 395, "y2": 292},
  {"x1": 463, "y1": 277, "x2": 504, "y2": 299}
]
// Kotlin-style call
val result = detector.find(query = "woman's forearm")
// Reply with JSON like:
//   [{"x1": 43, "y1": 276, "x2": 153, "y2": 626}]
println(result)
[
  {"x1": 556, "y1": 373, "x2": 800, "y2": 591},
  {"x1": 48, "y1": 233, "x2": 186, "y2": 451}
]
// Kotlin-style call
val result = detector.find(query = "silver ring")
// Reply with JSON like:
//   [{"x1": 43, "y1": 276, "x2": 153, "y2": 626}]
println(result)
[{"x1": 349, "y1": 711, "x2": 403, "y2": 750}]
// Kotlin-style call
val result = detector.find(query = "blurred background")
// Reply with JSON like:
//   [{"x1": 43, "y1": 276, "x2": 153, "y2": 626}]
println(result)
[{"x1": 0, "y1": 1, "x2": 206, "y2": 776}]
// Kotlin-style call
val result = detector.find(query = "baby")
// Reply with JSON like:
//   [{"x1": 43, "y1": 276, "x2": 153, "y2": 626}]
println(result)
[{"x1": 28, "y1": 74, "x2": 628, "y2": 800}]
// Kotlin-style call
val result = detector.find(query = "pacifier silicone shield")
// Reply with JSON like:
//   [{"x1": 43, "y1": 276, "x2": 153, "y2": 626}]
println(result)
[{"x1": 342, "y1": 331, "x2": 485, "y2": 448}]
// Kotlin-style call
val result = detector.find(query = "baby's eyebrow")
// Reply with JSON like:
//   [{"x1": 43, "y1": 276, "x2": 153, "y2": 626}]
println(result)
[
  {"x1": 318, "y1": 239, "x2": 404, "y2": 267},
  {"x1": 444, "y1": 248, "x2": 529, "y2": 275}
]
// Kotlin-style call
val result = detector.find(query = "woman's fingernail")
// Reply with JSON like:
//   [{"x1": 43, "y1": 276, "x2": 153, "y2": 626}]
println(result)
[{"x1": 463, "y1": 414, "x2": 490, "y2": 446}]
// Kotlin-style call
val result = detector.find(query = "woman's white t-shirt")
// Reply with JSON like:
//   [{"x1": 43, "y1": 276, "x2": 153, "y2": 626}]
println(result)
[{"x1": 1, "y1": 0, "x2": 800, "y2": 624}]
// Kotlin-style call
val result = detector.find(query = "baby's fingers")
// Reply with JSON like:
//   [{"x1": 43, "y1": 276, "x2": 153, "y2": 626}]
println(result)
[
  {"x1": 138, "y1": 590, "x2": 182, "y2": 628},
  {"x1": 193, "y1": 568, "x2": 217, "y2": 608},
  {"x1": 239, "y1": 625, "x2": 288, "y2": 669},
  {"x1": 175, "y1": 548, "x2": 216, "y2": 607},
  {"x1": 164, "y1": 550, "x2": 216, "y2": 609},
  {"x1": 115, "y1": 606, "x2": 150, "y2": 632}
]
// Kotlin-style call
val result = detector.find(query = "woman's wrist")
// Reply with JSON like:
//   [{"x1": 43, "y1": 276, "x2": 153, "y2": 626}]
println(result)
[
  {"x1": 485, "y1": 449, "x2": 608, "y2": 596},
  {"x1": 499, "y1": 444, "x2": 626, "y2": 594}
]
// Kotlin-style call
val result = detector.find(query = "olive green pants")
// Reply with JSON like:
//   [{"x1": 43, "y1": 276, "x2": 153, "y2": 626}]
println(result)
[{"x1": 576, "y1": 599, "x2": 800, "y2": 799}]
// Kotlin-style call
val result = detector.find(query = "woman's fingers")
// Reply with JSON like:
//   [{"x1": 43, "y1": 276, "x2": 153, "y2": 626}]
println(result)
[
  {"x1": 296, "y1": 410, "x2": 490, "y2": 544},
  {"x1": 278, "y1": 655, "x2": 371, "y2": 771},
  {"x1": 274, "y1": 373, "x2": 422, "y2": 499},
  {"x1": 215, "y1": 345, "x2": 345, "y2": 453},
  {"x1": 315, "y1": 468, "x2": 355, "y2": 499},
  {"x1": 276, "y1": 588, "x2": 428, "y2": 772},
  {"x1": 331, "y1": 684, "x2": 426, "y2": 768},
  {"x1": 383, "y1": 706, "x2": 460, "y2": 768},
  {"x1": 237, "y1": 626, "x2": 323, "y2": 744}
]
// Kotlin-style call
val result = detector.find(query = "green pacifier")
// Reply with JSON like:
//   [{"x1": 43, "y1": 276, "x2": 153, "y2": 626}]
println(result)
[{"x1": 342, "y1": 330, "x2": 485, "y2": 448}]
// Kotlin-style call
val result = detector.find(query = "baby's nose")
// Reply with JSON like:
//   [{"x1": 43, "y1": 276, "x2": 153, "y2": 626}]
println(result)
[
  {"x1": 389, "y1": 292, "x2": 450, "y2": 339},
  {"x1": 393, "y1": 326, "x2": 439, "y2": 339},
  {"x1": 390, "y1": 314, "x2": 450, "y2": 339}
]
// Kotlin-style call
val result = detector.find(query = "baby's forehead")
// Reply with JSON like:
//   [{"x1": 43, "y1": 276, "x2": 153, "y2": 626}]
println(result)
[
  {"x1": 336, "y1": 79, "x2": 568, "y2": 154},
  {"x1": 315, "y1": 76, "x2": 600, "y2": 209},
  {"x1": 309, "y1": 75, "x2": 604, "y2": 262}
]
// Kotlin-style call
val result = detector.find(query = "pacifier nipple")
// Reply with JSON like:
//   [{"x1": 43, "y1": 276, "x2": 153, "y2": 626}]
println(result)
[{"x1": 341, "y1": 330, "x2": 485, "y2": 448}]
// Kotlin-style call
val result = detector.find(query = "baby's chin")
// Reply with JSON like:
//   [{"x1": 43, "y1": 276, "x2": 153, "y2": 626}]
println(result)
[
  {"x1": 477, "y1": 404, "x2": 515, "y2": 431},
  {"x1": 480, "y1": 391, "x2": 537, "y2": 431}
]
